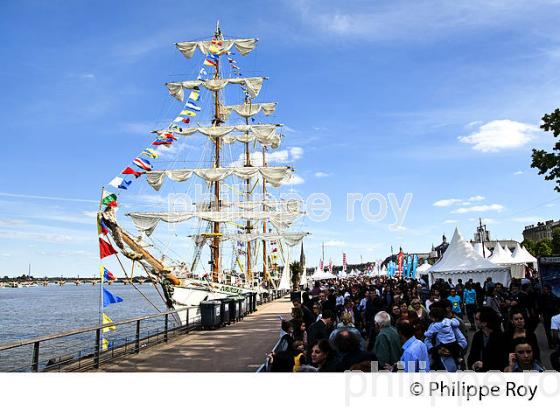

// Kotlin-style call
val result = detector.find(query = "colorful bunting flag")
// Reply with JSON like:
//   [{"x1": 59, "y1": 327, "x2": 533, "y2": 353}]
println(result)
[
  {"x1": 102, "y1": 313, "x2": 117, "y2": 333},
  {"x1": 173, "y1": 116, "x2": 190, "y2": 123},
  {"x1": 101, "y1": 338, "x2": 112, "y2": 351},
  {"x1": 97, "y1": 216, "x2": 109, "y2": 235},
  {"x1": 152, "y1": 138, "x2": 173, "y2": 146},
  {"x1": 102, "y1": 287, "x2": 124, "y2": 307},
  {"x1": 203, "y1": 53, "x2": 219, "y2": 67},
  {"x1": 101, "y1": 190, "x2": 118, "y2": 208},
  {"x1": 99, "y1": 237, "x2": 118, "y2": 259},
  {"x1": 100, "y1": 266, "x2": 116, "y2": 281},
  {"x1": 121, "y1": 167, "x2": 143, "y2": 178},
  {"x1": 133, "y1": 157, "x2": 152, "y2": 171},
  {"x1": 188, "y1": 90, "x2": 200, "y2": 101},
  {"x1": 142, "y1": 148, "x2": 159, "y2": 159},
  {"x1": 185, "y1": 101, "x2": 201, "y2": 112},
  {"x1": 117, "y1": 180, "x2": 131, "y2": 190},
  {"x1": 108, "y1": 177, "x2": 123, "y2": 189}
]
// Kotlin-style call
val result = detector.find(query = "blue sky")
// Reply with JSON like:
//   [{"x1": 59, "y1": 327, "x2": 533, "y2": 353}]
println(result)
[{"x1": 1, "y1": 0, "x2": 560, "y2": 277}]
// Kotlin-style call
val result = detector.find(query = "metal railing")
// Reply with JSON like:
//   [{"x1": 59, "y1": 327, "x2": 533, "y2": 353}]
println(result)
[
  {"x1": 0, "y1": 306, "x2": 199, "y2": 372},
  {"x1": 0, "y1": 289, "x2": 288, "y2": 372}
]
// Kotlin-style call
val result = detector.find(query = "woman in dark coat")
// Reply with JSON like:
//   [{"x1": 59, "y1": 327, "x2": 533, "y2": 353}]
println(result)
[
  {"x1": 467, "y1": 307, "x2": 508, "y2": 371},
  {"x1": 503, "y1": 308, "x2": 540, "y2": 361}
]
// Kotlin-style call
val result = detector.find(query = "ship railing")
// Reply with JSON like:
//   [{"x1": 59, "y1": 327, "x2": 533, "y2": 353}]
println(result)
[{"x1": 0, "y1": 306, "x2": 200, "y2": 372}]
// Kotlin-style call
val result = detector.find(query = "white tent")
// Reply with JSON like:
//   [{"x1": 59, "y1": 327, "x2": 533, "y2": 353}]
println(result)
[
  {"x1": 338, "y1": 271, "x2": 348, "y2": 279},
  {"x1": 512, "y1": 243, "x2": 538, "y2": 264},
  {"x1": 311, "y1": 270, "x2": 336, "y2": 280},
  {"x1": 379, "y1": 265, "x2": 388, "y2": 276},
  {"x1": 416, "y1": 261, "x2": 432, "y2": 273},
  {"x1": 429, "y1": 228, "x2": 510, "y2": 286},
  {"x1": 473, "y1": 242, "x2": 492, "y2": 258},
  {"x1": 488, "y1": 241, "x2": 515, "y2": 265}
]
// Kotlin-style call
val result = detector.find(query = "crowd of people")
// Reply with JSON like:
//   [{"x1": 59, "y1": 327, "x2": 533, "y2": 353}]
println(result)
[{"x1": 267, "y1": 275, "x2": 560, "y2": 372}]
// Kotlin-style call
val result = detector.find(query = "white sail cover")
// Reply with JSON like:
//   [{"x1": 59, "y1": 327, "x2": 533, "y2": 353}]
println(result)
[
  {"x1": 166, "y1": 77, "x2": 266, "y2": 101},
  {"x1": 488, "y1": 241, "x2": 515, "y2": 265},
  {"x1": 221, "y1": 102, "x2": 277, "y2": 120},
  {"x1": 161, "y1": 124, "x2": 283, "y2": 148},
  {"x1": 128, "y1": 209, "x2": 303, "y2": 235},
  {"x1": 145, "y1": 166, "x2": 292, "y2": 191},
  {"x1": 176, "y1": 39, "x2": 257, "y2": 59}
]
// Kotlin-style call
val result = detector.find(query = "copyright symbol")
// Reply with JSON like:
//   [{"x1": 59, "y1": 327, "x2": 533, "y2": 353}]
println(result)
[{"x1": 410, "y1": 382, "x2": 423, "y2": 396}]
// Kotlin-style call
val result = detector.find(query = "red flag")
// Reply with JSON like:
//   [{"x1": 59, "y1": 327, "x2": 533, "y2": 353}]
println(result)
[
  {"x1": 99, "y1": 238, "x2": 118, "y2": 259},
  {"x1": 122, "y1": 167, "x2": 143, "y2": 178}
]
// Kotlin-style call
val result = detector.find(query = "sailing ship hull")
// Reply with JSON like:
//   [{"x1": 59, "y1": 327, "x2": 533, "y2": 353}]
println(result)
[{"x1": 170, "y1": 279, "x2": 254, "y2": 325}]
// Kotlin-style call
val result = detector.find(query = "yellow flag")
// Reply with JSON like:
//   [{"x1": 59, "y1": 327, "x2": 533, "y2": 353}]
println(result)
[
  {"x1": 102, "y1": 338, "x2": 110, "y2": 351},
  {"x1": 99, "y1": 266, "x2": 104, "y2": 279},
  {"x1": 142, "y1": 148, "x2": 159, "y2": 159},
  {"x1": 102, "y1": 313, "x2": 117, "y2": 333},
  {"x1": 188, "y1": 90, "x2": 200, "y2": 101},
  {"x1": 180, "y1": 110, "x2": 197, "y2": 117}
]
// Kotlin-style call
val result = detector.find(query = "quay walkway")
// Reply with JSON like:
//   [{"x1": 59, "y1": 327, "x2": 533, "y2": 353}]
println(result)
[{"x1": 99, "y1": 296, "x2": 292, "y2": 372}]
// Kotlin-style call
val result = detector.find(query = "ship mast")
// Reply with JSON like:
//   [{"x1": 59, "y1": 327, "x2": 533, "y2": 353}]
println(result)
[
  {"x1": 244, "y1": 96, "x2": 253, "y2": 286},
  {"x1": 262, "y1": 144, "x2": 269, "y2": 284},
  {"x1": 211, "y1": 22, "x2": 223, "y2": 283}
]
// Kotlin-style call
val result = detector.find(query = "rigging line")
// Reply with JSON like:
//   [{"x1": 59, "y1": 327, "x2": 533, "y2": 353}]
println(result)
[{"x1": 104, "y1": 235, "x2": 163, "y2": 313}]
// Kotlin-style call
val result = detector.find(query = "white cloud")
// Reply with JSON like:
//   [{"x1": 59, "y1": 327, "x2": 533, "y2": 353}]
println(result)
[
  {"x1": 0, "y1": 192, "x2": 97, "y2": 204},
  {"x1": 452, "y1": 204, "x2": 504, "y2": 214},
  {"x1": 513, "y1": 171, "x2": 524, "y2": 175},
  {"x1": 433, "y1": 198, "x2": 463, "y2": 207},
  {"x1": 545, "y1": 203, "x2": 555, "y2": 208},
  {"x1": 82, "y1": 211, "x2": 98, "y2": 218},
  {"x1": 468, "y1": 195, "x2": 485, "y2": 202},
  {"x1": 0, "y1": 218, "x2": 25, "y2": 225},
  {"x1": 458, "y1": 120, "x2": 538, "y2": 152},
  {"x1": 314, "y1": 171, "x2": 331, "y2": 178},
  {"x1": 325, "y1": 240, "x2": 345, "y2": 247},
  {"x1": 230, "y1": 147, "x2": 303, "y2": 167},
  {"x1": 512, "y1": 216, "x2": 541, "y2": 223},
  {"x1": 443, "y1": 219, "x2": 458, "y2": 224},
  {"x1": 281, "y1": 174, "x2": 305, "y2": 186}
]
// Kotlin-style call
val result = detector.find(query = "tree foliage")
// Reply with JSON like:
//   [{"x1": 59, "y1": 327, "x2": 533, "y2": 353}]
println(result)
[
  {"x1": 552, "y1": 227, "x2": 560, "y2": 256},
  {"x1": 532, "y1": 108, "x2": 560, "y2": 192}
]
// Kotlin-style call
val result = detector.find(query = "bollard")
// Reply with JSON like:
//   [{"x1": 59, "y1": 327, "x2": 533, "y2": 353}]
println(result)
[
  {"x1": 94, "y1": 328, "x2": 101, "y2": 369},
  {"x1": 32, "y1": 341, "x2": 40, "y2": 372},
  {"x1": 135, "y1": 320, "x2": 141, "y2": 353}
]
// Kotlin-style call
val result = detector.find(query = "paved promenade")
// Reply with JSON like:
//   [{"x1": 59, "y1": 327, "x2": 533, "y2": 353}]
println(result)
[{"x1": 100, "y1": 296, "x2": 292, "y2": 372}]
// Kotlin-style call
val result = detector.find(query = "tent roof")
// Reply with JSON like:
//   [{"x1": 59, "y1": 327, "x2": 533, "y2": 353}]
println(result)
[
  {"x1": 511, "y1": 243, "x2": 538, "y2": 264},
  {"x1": 473, "y1": 242, "x2": 492, "y2": 258},
  {"x1": 429, "y1": 228, "x2": 501, "y2": 273},
  {"x1": 312, "y1": 270, "x2": 336, "y2": 280},
  {"x1": 416, "y1": 261, "x2": 432, "y2": 273},
  {"x1": 488, "y1": 241, "x2": 515, "y2": 265}
]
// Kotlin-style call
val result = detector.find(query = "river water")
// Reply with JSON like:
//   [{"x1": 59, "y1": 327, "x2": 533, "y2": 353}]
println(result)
[{"x1": 0, "y1": 283, "x2": 169, "y2": 371}]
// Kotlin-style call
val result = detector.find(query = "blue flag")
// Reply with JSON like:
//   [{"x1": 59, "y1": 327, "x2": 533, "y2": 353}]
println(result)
[
  {"x1": 412, "y1": 255, "x2": 418, "y2": 278},
  {"x1": 406, "y1": 255, "x2": 412, "y2": 278},
  {"x1": 103, "y1": 287, "x2": 123, "y2": 307}
]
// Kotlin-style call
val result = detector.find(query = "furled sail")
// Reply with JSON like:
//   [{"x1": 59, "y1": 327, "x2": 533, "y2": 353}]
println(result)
[
  {"x1": 127, "y1": 209, "x2": 303, "y2": 235},
  {"x1": 195, "y1": 199, "x2": 302, "y2": 213},
  {"x1": 220, "y1": 232, "x2": 309, "y2": 247},
  {"x1": 145, "y1": 166, "x2": 293, "y2": 191},
  {"x1": 156, "y1": 124, "x2": 283, "y2": 148},
  {"x1": 175, "y1": 38, "x2": 257, "y2": 59},
  {"x1": 166, "y1": 77, "x2": 266, "y2": 101},
  {"x1": 221, "y1": 102, "x2": 277, "y2": 120}
]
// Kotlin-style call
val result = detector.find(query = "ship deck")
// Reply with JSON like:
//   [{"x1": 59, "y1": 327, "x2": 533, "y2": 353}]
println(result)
[{"x1": 98, "y1": 296, "x2": 292, "y2": 372}]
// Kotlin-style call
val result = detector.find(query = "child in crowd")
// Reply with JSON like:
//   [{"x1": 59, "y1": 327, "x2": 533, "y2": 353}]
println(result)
[{"x1": 424, "y1": 306, "x2": 463, "y2": 367}]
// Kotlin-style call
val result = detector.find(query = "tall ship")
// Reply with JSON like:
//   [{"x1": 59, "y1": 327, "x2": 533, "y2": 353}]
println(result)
[{"x1": 98, "y1": 23, "x2": 309, "y2": 324}]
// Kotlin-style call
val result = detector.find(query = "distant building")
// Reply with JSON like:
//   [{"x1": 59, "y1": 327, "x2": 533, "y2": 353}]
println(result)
[
  {"x1": 469, "y1": 223, "x2": 519, "y2": 253},
  {"x1": 523, "y1": 220, "x2": 560, "y2": 242}
]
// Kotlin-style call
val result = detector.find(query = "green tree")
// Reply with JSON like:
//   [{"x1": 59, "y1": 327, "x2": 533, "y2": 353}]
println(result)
[
  {"x1": 552, "y1": 228, "x2": 560, "y2": 255},
  {"x1": 290, "y1": 261, "x2": 302, "y2": 291},
  {"x1": 532, "y1": 108, "x2": 560, "y2": 192},
  {"x1": 521, "y1": 239, "x2": 537, "y2": 255},
  {"x1": 535, "y1": 239, "x2": 553, "y2": 257}
]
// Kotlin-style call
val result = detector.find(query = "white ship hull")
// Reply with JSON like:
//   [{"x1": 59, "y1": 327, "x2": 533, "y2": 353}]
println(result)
[{"x1": 170, "y1": 279, "x2": 255, "y2": 325}]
